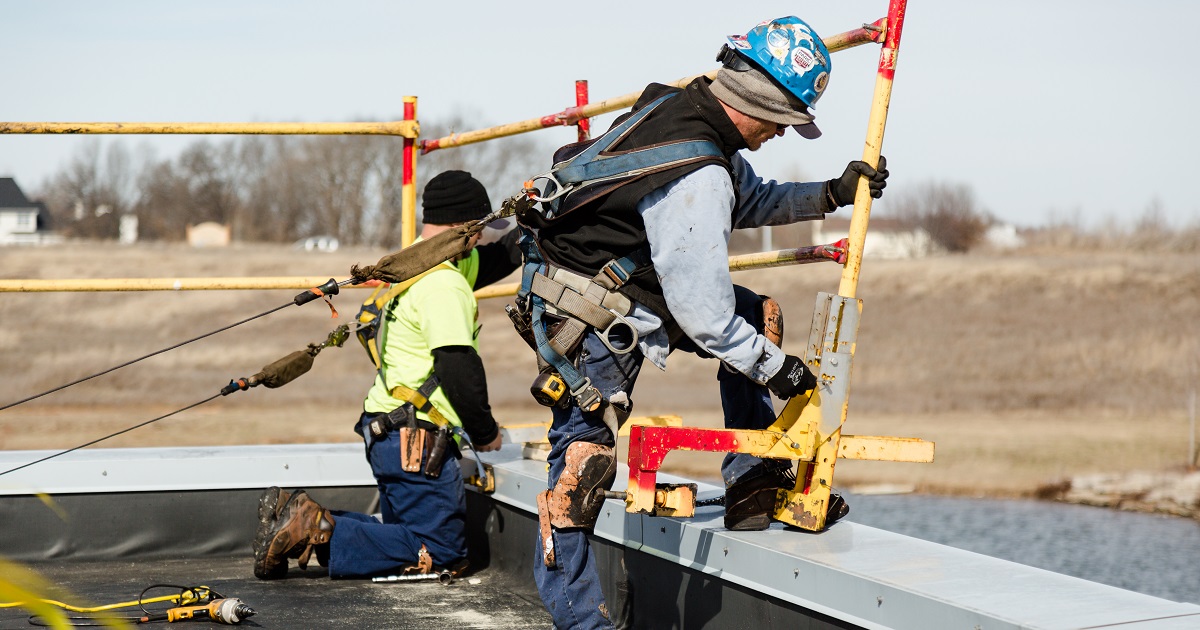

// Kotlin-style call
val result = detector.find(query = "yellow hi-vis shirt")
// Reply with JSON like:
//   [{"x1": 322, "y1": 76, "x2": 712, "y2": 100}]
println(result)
[{"x1": 362, "y1": 245, "x2": 481, "y2": 431}]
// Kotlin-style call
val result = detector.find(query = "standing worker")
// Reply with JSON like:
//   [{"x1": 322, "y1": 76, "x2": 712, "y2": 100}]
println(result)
[
  {"x1": 253, "y1": 170, "x2": 521, "y2": 580},
  {"x1": 514, "y1": 17, "x2": 890, "y2": 628}
]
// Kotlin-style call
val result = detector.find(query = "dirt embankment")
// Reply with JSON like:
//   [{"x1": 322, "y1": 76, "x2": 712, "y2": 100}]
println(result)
[{"x1": 2, "y1": 243, "x2": 1198, "y2": 517}]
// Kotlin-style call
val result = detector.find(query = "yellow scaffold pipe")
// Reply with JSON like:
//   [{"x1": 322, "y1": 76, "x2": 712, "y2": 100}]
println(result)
[
  {"x1": 838, "y1": 12, "x2": 901, "y2": 299},
  {"x1": 0, "y1": 242, "x2": 847, "y2": 295},
  {"x1": 420, "y1": 20, "x2": 887, "y2": 153},
  {"x1": 0, "y1": 120, "x2": 420, "y2": 138},
  {"x1": 0, "y1": 277, "x2": 351, "y2": 292}
]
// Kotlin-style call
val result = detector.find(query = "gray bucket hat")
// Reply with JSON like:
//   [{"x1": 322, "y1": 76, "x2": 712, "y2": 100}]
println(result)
[{"x1": 711, "y1": 66, "x2": 822, "y2": 139}]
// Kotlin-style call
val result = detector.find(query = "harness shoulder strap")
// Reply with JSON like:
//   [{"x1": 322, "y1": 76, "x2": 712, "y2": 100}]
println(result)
[
  {"x1": 366, "y1": 261, "x2": 455, "y2": 378},
  {"x1": 548, "y1": 92, "x2": 725, "y2": 197}
]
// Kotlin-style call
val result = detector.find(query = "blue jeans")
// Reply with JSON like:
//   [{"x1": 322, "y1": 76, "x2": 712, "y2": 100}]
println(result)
[
  {"x1": 327, "y1": 412, "x2": 467, "y2": 579},
  {"x1": 534, "y1": 285, "x2": 780, "y2": 629}
]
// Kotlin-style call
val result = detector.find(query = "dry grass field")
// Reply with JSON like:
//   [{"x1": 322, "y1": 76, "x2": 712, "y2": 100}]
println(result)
[{"x1": 2, "y1": 242, "x2": 1198, "y2": 498}]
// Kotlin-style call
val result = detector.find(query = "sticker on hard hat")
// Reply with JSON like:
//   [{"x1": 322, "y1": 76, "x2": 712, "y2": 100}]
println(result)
[
  {"x1": 814, "y1": 72, "x2": 829, "y2": 93},
  {"x1": 766, "y1": 28, "x2": 791, "y2": 53},
  {"x1": 791, "y1": 48, "x2": 816, "y2": 74},
  {"x1": 729, "y1": 34, "x2": 751, "y2": 50}
]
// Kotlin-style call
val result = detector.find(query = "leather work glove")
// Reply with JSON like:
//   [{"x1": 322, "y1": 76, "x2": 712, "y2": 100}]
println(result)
[
  {"x1": 825, "y1": 155, "x2": 889, "y2": 210},
  {"x1": 766, "y1": 355, "x2": 817, "y2": 399}
]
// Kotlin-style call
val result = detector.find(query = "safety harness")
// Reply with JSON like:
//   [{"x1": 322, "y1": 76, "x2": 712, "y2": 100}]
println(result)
[
  {"x1": 513, "y1": 92, "x2": 723, "y2": 410},
  {"x1": 354, "y1": 261, "x2": 455, "y2": 373},
  {"x1": 354, "y1": 263, "x2": 476, "y2": 479}
]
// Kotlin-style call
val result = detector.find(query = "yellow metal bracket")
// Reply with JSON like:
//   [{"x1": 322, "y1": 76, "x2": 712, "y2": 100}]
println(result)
[{"x1": 464, "y1": 462, "x2": 495, "y2": 494}]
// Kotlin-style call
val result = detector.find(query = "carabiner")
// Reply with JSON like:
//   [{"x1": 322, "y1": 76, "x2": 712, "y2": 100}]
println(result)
[
  {"x1": 571, "y1": 378, "x2": 602, "y2": 412},
  {"x1": 525, "y1": 171, "x2": 575, "y2": 203}
]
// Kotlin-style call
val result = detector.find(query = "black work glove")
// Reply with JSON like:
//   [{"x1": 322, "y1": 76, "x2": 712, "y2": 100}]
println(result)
[
  {"x1": 825, "y1": 155, "x2": 889, "y2": 211},
  {"x1": 766, "y1": 355, "x2": 817, "y2": 399}
]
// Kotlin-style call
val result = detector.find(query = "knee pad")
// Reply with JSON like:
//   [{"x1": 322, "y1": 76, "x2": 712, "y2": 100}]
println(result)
[
  {"x1": 756, "y1": 295, "x2": 784, "y2": 348},
  {"x1": 546, "y1": 442, "x2": 617, "y2": 531},
  {"x1": 536, "y1": 442, "x2": 616, "y2": 569}
]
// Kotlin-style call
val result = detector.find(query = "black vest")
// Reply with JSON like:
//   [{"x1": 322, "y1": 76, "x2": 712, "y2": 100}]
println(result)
[{"x1": 531, "y1": 78, "x2": 747, "y2": 322}]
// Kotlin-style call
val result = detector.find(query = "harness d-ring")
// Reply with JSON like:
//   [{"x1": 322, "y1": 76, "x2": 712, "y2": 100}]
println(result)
[{"x1": 598, "y1": 312, "x2": 638, "y2": 355}]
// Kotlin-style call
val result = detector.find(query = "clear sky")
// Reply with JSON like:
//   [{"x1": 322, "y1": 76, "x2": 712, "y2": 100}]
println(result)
[{"x1": 2, "y1": 1, "x2": 1197, "y2": 228}]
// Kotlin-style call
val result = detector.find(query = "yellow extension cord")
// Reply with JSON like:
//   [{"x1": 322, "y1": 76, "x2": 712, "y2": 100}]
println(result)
[{"x1": 0, "y1": 586, "x2": 212, "y2": 613}]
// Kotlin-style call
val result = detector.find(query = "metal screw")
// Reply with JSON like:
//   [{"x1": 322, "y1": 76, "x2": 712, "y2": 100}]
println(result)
[
  {"x1": 829, "y1": 357, "x2": 839, "y2": 366},
  {"x1": 877, "y1": 596, "x2": 884, "y2": 607},
  {"x1": 793, "y1": 569, "x2": 799, "y2": 578},
  {"x1": 101, "y1": 470, "x2": 107, "y2": 476},
  {"x1": 283, "y1": 464, "x2": 289, "y2": 470},
  {"x1": 723, "y1": 547, "x2": 728, "y2": 556}
]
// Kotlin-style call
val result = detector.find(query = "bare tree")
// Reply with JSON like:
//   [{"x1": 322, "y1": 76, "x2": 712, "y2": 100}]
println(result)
[
  {"x1": 133, "y1": 159, "x2": 189, "y2": 240},
  {"x1": 886, "y1": 181, "x2": 991, "y2": 252},
  {"x1": 37, "y1": 140, "x2": 141, "y2": 239},
  {"x1": 375, "y1": 110, "x2": 551, "y2": 247},
  {"x1": 37, "y1": 112, "x2": 553, "y2": 246}
]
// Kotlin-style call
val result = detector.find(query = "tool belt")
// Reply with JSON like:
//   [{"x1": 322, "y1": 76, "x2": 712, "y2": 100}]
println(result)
[{"x1": 363, "y1": 374, "x2": 459, "y2": 478}]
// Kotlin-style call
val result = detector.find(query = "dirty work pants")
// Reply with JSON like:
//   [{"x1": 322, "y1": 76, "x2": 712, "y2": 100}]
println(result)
[
  {"x1": 326, "y1": 411, "x2": 468, "y2": 579},
  {"x1": 533, "y1": 286, "x2": 781, "y2": 629}
]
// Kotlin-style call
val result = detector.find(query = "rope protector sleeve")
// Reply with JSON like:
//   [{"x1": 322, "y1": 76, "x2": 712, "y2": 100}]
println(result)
[
  {"x1": 350, "y1": 198, "x2": 529, "y2": 285},
  {"x1": 351, "y1": 224, "x2": 482, "y2": 285},
  {"x1": 251, "y1": 350, "x2": 315, "y2": 389}
]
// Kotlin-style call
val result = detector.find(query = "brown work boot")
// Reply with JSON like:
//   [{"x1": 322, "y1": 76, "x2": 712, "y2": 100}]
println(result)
[
  {"x1": 254, "y1": 489, "x2": 334, "y2": 579},
  {"x1": 252, "y1": 487, "x2": 291, "y2": 579}
]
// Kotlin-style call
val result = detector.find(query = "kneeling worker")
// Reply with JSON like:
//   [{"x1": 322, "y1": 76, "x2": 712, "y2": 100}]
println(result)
[{"x1": 253, "y1": 170, "x2": 520, "y2": 580}]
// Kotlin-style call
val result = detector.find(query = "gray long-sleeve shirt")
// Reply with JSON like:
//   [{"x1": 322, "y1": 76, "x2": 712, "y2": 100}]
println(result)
[{"x1": 629, "y1": 155, "x2": 828, "y2": 383}]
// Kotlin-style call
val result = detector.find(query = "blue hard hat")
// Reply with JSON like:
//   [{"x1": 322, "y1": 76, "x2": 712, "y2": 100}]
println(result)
[{"x1": 719, "y1": 16, "x2": 831, "y2": 110}]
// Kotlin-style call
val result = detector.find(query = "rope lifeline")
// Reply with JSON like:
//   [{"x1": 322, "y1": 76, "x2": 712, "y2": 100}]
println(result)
[
  {"x1": 0, "y1": 393, "x2": 222, "y2": 478},
  {"x1": 0, "y1": 276, "x2": 352, "y2": 412}
]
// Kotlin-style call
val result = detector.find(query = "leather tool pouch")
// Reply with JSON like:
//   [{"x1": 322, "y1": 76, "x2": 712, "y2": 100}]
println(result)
[
  {"x1": 423, "y1": 425, "x2": 452, "y2": 478},
  {"x1": 400, "y1": 425, "x2": 425, "y2": 472},
  {"x1": 385, "y1": 405, "x2": 423, "y2": 473}
]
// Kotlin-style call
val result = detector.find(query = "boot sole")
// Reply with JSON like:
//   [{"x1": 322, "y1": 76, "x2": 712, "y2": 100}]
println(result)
[
  {"x1": 725, "y1": 514, "x2": 771, "y2": 531},
  {"x1": 253, "y1": 487, "x2": 293, "y2": 579}
]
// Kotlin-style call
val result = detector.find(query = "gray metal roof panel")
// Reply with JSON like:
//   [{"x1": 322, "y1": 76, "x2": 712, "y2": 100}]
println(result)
[{"x1": 2, "y1": 443, "x2": 1197, "y2": 630}]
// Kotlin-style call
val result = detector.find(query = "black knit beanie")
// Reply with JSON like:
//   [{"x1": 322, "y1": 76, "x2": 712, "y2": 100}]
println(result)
[{"x1": 421, "y1": 170, "x2": 492, "y2": 225}]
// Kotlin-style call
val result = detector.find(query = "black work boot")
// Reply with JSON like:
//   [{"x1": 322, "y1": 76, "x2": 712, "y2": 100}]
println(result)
[
  {"x1": 724, "y1": 469, "x2": 793, "y2": 531},
  {"x1": 724, "y1": 470, "x2": 852, "y2": 531},
  {"x1": 254, "y1": 489, "x2": 334, "y2": 579},
  {"x1": 826, "y1": 492, "x2": 850, "y2": 527}
]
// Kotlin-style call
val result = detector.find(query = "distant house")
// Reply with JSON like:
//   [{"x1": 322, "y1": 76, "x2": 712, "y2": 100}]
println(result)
[
  {"x1": 812, "y1": 217, "x2": 933, "y2": 259},
  {"x1": 0, "y1": 178, "x2": 60, "y2": 246},
  {"x1": 186, "y1": 222, "x2": 231, "y2": 247}
]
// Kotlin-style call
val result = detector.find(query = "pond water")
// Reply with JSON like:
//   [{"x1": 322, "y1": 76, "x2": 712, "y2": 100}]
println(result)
[{"x1": 844, "y1": 492, "x2": 1200, "y2": 604}]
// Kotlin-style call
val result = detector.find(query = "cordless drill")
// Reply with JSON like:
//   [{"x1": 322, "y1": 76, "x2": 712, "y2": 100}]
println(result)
[{"x1": 163, "y1": 598, "x2": 255, "y2": 624}]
